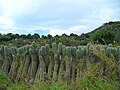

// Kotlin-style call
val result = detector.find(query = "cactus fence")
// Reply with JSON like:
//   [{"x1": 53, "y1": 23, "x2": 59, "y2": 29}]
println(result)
[{"x1": 0, "y1": 42, "x2": 120, "y2": 83}]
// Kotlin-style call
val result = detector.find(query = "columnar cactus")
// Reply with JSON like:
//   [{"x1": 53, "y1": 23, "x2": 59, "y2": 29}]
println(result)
[
  {"x1": 58, "y1": 45, "x2": 66, "y2": 80},
  {"x1": 106, "y1": 47, "x2": 112, "y2": 57},
  {"x1": 118, "y1": 49, "x2": 120, "y2": 61},
  {"x1": 62, "y1": 45, "x2": 66, "y2": 56},
  {"x1": 0, "y1": 45, "x2": 4, "y2": 67},
  {"x1": 96, "y1": 45, "x2": 101, "y2": 51},
  {"x1": 87, "y1": 43, "x2": 92, "y2": 53},
  {"x1": 100, "y1": 48, "x2": 106, "y2": 55},
  {"x1": 44, "y1": 44, "x2": 50, "y2": 69},
  {"x1": 71, "y1": 47, "x2": 77, "y2": 81},
  {"x1": 58, "y1": 42, "x2": 62, "y2": 55},
  {"x1": 108, "y1": 44, "x2": 113, "y2": 47},
  {"x1": 29, "y1": 41, "x2": 39, "y2": 81},
  {"x1": 45, "y1": 44, "x2": 50, "y2": 55},
  {"x1": 39, "y1": 55, "x2": 45, "y2": 81},
  {"x1": 65, "y1": 46, "x2": 71, "y2": 80},
  {"x1": 81, "y1": 47, "x2": 86, "y2": 57},
  {"x1": 47, "y1": 56, "x2": 54, "y2": 78},
  {"x1": 80, "y1": 47, "x2": 87, "y2": 71},
  {"x1": 76, "y1": 49, "x2": 81, "y2": 60},
  {"x1": 66, "y1": 46, "x2": 71, "y2": 57},
  {"x1": 15, "y1": 47, "x2": 25, "y2": 82},
  {"x1": 41, "y1": 46, "x2": 45, "y2": 56},
  {"x1": 58, "y1": 42, "x2": 63, "y2": 66},
  {"x1": 52, "y1": 43, "x2": 57, "y2": 54},
  {"x1": 2, "y1": 46, "x2": 12, "y2": 74},
  {"x1": 53, "y1": 54, "x2": 59, "y2": 80},
  {"x1": 36, "y1": 49, "x2": 45, "y2": 81},
  {"x1": 22, "y1": 45, "x2": 31, "y2": 80},
  {"x1": 111, "y1": 47, "x2": 118, "y2": 60},
  {"x1": 76, "y1": 51, "x2": 81, "y2": 83},
  {"x1": 9, "y1": 54, "x2": 19, "y2": 80},
  {"x1": 71, "y1": 47, "x2": 77, "y2": 57},
  {"x1": 58, "y1": 58, "x2": 65, "y2": 80},
  {"x1": 40, "y1": 46, "x2": 48, "y2": 75}
]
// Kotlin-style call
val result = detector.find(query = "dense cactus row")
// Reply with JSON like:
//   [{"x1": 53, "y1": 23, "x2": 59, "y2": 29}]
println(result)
[{"x1": 0, "y1": 42, "x2": 120, "y2": 83}]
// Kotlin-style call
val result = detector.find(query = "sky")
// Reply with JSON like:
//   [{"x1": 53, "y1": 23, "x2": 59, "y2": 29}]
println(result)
[{"x1": 0, "y1": 0, "x2": 120, "y2": 36}]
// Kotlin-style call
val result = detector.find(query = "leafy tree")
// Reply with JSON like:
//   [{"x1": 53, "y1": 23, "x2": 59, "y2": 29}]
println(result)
[
  {"x1": 62, "y1": 33, "x2": 68, "y2": 37},
  {"x1": 70, "y1": 33, "x2": 78, "y2": 37},
  {"x1": 27, "y1": 34, "x2": 33, "y2": 39},
  {"x1": 6, "y1": 33, "x2": 15, "y2": 39},
  {"x1": 32, "y1": 33, "x2": 40, "y2": 39},
  {"x1": 20, "y1": 34, "x2": 27, "y2": 39},
  {"x1": 91, "y1": 30, "x2": 115, "y2": 44},
  {"x1": 14, "y1": 34, "x2": 19, "y2": 39},
  {"x1": 41, "y1": 35, "x2": 47, "y2": 39},
  {"x1": 47, "y1": 34, "x2": 52, "y2": 39},
  {"x1": 0, "y1": 35, "x2": 11, "y2": 41}
]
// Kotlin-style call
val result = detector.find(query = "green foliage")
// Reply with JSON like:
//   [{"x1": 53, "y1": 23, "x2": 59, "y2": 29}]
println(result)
[
  {"x1": 91, "y1": 29, "x2": 115, "y2": 44},
  {"x1": 79, "y1": 40, "x2": 88, "y2": 45},
  {"x1": 32, "y1": 33, "x2": 40, "y2": 39},
  {"x1": 7, "y1": 83, "x2": 27, "y2": 90},
  {"x1": 0, "y1": 35, "x2": 11, "y2": 41},
  {"x1": 89, "y1": 21, "x2": 120, "y2": 44},
  {"x1": 0, "y1": 70, "x2": 10, "y2": 90}
]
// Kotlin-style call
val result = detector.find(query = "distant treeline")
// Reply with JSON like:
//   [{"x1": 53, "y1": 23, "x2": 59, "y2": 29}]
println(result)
[
  {"x1": 0, "y1": 33, "x2": 90, "y2": 47},
  {"x1": 0, "y1": 21, "x2": 120, "y2": 46},
  {"x1": 0, "y1": 33, "x2": 89, "y2": 41}
]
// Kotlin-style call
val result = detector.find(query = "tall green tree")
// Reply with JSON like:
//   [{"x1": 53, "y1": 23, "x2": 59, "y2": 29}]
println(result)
[
  {"x1": 32, "y1": 33, "x2": 40, "y2": 39},
  {"x1": 20, "y1": 34, "x2": 27, "y2": 39},
  {"x1": 27, "y1": 34, "x2": 33, "y2": 39},
  {"x1": 91, "y1": 30, "x2": 115, "y2": 44},
  {"x1": 47, "y1": 34, "x2": 52, "y2": 39}
]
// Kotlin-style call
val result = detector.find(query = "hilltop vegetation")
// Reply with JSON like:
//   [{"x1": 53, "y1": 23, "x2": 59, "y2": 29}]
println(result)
[
  {"x1": 0, "y1": 21, "x2": 120, "y2": 47},
  {"x1": 89, "y1": 21, "x2": 120, "y2": 44},
  {"x1": 0, "y1": 33, "x2": 90, "y2": 47}
]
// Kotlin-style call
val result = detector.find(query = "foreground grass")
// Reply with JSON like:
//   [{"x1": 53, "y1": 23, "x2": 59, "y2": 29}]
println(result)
[{"x1": 0, "y1": 69, "x2": 120, "y2": 90}]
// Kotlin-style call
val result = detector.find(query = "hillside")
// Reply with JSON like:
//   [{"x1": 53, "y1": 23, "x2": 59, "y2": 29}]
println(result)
[{"x1": 89, "y1": 21, "x2": 120, "y2": 44}]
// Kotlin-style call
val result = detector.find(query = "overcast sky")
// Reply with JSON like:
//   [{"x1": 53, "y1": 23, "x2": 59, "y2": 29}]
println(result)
[{"x1": 0, "y1": 0, "x2": 120, "y2": 36}]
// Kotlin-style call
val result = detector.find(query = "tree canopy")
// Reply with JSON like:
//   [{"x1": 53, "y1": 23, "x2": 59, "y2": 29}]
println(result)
[{"x1": 90, "y1": 30, "x2": 115, "y2": 44}]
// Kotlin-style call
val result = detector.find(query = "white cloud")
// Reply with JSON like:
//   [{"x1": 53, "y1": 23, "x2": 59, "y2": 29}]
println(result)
[
  {"x1": 0, "y1": 0, "x2": 120, "y2": 35},
  {"x1": 91, "y1": 8, "x2": 115, "y2": 23},
  {"x1": 0, "y1": 16, "x2": 16, "y2": 34},
  {"x1": 0, "y1": 0, "x2": 42, "y2": 17},
  {"x1": 0, "y1": 16, "x2": 13, "y2": 26},
  {"x1": 48, "y1": 25, "x2": 88, "y2": 36},
  {"x1": 4, "y1": 25, "x2": 87, "y2": 36}
]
